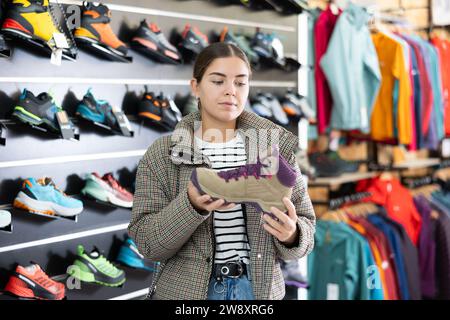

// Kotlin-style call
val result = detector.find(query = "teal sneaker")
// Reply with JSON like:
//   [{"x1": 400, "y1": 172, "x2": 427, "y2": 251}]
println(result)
[
  {"x1": 116, "y1": 237, "x2": 159, "y2": 272},
  {"x1": 13, "y1": 177, "x2": 83, "y2": 217},
  {"x1": 68, "y1": 245, "x2": 126, "y2": 287}
]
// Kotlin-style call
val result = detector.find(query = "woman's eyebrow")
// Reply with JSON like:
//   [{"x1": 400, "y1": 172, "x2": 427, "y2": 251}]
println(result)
[{"x1": 208, "y1": 72, "x2": 249, "y2": 77}]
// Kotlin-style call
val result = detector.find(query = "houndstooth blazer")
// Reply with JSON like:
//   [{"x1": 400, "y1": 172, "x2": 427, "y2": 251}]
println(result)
[{"x1": 128, "y1": 110, "x2": 316, "y2": 300}]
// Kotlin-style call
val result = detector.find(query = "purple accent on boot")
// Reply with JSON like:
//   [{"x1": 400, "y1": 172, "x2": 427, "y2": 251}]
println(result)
[
  {"x1": 217, "y1": 160, "x2": 265, "y2": 182},
  {"x1": 276, "y1": 153, "x2": 298, "y2": 188},
  {"x1": 190, "y1": 169, "x2": 206, "y2": 195},
  {"x1": 285, "y1": 280, "x2": 309, "y2": 289}
]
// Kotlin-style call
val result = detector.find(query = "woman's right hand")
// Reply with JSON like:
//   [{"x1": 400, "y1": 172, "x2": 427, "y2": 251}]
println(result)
[{"x1": 188, "y1": 181, "x2": 236, "y2": 214}]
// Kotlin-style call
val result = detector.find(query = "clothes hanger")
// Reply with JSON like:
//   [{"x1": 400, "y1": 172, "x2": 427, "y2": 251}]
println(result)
[{"x1": 328, "y1": 0, "x2": 339, "y2": 15}]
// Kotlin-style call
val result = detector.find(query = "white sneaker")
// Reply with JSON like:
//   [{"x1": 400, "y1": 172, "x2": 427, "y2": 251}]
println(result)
[{"x1": 0, "y1": 210, "x2": 12, "y2": 228}]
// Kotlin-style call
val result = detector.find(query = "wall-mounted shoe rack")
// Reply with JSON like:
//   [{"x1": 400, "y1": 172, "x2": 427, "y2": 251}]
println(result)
[{"x1": 0, "y1": 0, "x2": 307, "y2": 300}]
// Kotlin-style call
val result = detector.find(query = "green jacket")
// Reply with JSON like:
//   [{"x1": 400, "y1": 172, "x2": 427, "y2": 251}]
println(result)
[{"x1": 128, "y1": 110, "x2": 316, "y2": 300}]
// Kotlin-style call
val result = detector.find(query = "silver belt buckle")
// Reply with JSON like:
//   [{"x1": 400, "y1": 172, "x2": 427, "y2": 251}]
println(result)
[{"x1": 221, "y1": 262, "x2": 243, "y2": 279}]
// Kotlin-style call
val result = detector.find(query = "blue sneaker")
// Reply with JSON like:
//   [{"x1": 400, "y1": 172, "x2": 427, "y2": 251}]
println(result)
[
  {"x1": 116, "y1": 237, "x2": 159, "y2": 272},
  {"x1": 76, "y1": 89, "x2": 119, "y2": 130},
  {"x1": 13, "y1": 178, "x2": 83, "y2": 217}
]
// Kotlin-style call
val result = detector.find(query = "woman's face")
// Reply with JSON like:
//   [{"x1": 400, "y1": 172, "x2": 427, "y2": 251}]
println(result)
[{"x1": 191, "y1": 56, "x2": 250, "y2": 123}]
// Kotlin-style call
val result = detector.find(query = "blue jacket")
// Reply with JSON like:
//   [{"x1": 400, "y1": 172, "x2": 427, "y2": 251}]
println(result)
[
  {"x1": 320, "y1": 3, "x2": 381, "y2": 132},
  {"x1": 367, "y1": 215, "x2": 410, "y2": 300}
]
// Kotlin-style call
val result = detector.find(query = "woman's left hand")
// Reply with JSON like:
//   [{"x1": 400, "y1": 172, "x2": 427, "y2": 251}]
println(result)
[{"x1": 262, "y1": 197, "x2": 299, "y2": 246}]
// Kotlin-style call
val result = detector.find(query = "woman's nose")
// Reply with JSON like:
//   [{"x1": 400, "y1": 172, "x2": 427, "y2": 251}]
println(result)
[{"x1": 224, "y1": 83, "x2": 236, "y2": 96}]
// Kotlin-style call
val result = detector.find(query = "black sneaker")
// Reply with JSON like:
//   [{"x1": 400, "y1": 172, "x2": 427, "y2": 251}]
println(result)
[
  {"x1": 131, "y1": 20, "x2": 183, "y2": 65},
  {"x1": 138, "y1": 91, "x2": 178, "y2": 131},
  {"x1": 240, "y1": 0, "x2": 273, "y2": 10},
  {"x1": 309, "y1": 151, "x2": 360, "y2": 177},
  {"x1": 12, "y1": 89, "x2": 64, "y2": 132},
  {"x1": 76, "y1": 89, "x2": 120, "y2": 131},
  {"x1": 251, "y1": 28, "x2": 273, "y2": 59},
  {"x1": 179, "y1": 24, "x2": 209, "y2": 57},
  {"x1": 265, "y1": 0, "x2": 308, "y2": 14},
  {"x1": 251, "y1": 29, "x2": 300, "y2": 72}
]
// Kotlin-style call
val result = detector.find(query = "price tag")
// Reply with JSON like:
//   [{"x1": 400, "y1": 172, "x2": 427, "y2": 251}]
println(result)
[
  {"x1": 327, "y1": 283, "x2": 339, "y2": 300},
  {"x1": 442, "y1": 138, "x2": 450, "y2": 158},
  {"x1": 51, "y1": 48, "x2": 63, "y2": 66},
  {"x1": 112, "y1": 110, "x2": 133, "y2": 137},
  {"x1": 53, "y1": 32, "x2": 69, "y2": 49},
  {"x1": 56, "y1": 110, "x2": 74, "y2": 140}
]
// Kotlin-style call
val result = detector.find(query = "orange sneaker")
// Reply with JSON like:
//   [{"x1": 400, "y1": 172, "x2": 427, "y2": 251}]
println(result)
[
  {"x1": 74, "y1": 2, "x2": 130, "y2": 61},
  {"x1": 4, "y1": 264, "x2": 65, "y2": 300}
]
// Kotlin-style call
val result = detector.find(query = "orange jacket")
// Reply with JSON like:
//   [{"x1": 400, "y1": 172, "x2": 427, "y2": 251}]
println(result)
[{"x1": 371, "y1": 32, "x2": 413, "y2": 145}]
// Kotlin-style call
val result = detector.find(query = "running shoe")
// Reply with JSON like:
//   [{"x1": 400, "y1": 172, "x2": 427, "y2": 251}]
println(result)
[
  {"x1": 138, "y1": 91, "x2": 179, "y2": 131},
  {"x1": 13, "y1": 177, "x2": 83, "y2": 217},
  {"x1": 250, "y1": 92, "x2": 273, "y2": 118},
  {"x1": 0, "y1": 210, "x2": 11, "y2": 229},
  {"x1": 179, "y1": 24, "x2": 209, "y2": 57},
  {"x1": 131, "y1": 20, "x2": 182, "y2": 65},
  {"x1": 116, "y1": 237, "x2": 159, "y2": 272},
  {"x1": 12, "y1": 89, "x2": 66, "y2": 132},
  {"x1": 219, "y1": 26, "x2": 260, "y2": 69},
  {"x1": 1, "y1": 0, "x2": 75, "y2": 59},
  {"x1": 280, "y1": 90, "x2": 315, "y2": 120},
  {"x1": 74, "y1": 1, "x2": 130, "y2": 62},
  {"x1": 76, "y1": 89, "x2": 120, "y2": 131},
  {"x1": 67, "y1": 245, "x2": 126, "y2": 287},
  {"x1": 81, "y1": 172, "x2": 133, "y2": 208},
  {"x1": 4, "y1": 263, "x2": 65, "y2": 300}
]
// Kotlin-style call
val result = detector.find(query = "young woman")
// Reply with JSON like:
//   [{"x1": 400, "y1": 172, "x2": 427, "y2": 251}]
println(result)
[{"x1": 129, "y1": 42, "x2": 315, "y2": 300}]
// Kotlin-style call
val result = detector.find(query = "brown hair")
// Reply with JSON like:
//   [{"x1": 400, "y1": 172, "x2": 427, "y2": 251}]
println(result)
[{"x1": 193, "y1": 42, "x2": 252, "y2": 83}]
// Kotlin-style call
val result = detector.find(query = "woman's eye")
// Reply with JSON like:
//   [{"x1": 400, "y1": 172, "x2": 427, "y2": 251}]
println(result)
[
  {"x1": 212, "y1": 81, "x2": 223, "y2": 85},
  {"x1": 236, "y1": 82, "x2": 247, "y2": 87}
]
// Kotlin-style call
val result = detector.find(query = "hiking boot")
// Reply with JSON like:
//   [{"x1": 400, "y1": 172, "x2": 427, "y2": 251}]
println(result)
[{"x1": 191, "y1": 146, "x2": 298, "y2": 214}]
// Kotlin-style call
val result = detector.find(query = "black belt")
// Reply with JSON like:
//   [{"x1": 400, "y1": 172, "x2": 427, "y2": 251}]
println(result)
[{"x1": 213, "y1": 261, "x2": 247, "y2": 279}]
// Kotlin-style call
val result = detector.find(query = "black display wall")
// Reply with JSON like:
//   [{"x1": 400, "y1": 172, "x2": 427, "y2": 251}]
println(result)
[{"x1": 0, "y1": 0, "x2": 303, "y2": 300}]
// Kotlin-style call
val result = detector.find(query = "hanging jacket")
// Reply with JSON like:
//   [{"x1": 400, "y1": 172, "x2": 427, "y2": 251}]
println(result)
[
  {"x1": 314, "y1": 4, "x2": 342, "y2": 134},
  {"x1": 367, "y1": 214, "x2": 410, "y2": 300},
  {"x1": 431, "y1": 37, "x2": 450, "y2": 136},
  {"x1": 413, "y1": 196, "x2": 438, "y2": 299},
  {"x1": 357, "y1": 177, "x2": 422, "y2": 246},
  {"x1": 401, "y1": 36, "x2": 434, "y2": 138},
  {"x1": 371, "y1": 32, "x2": 413, "y2": 145},
  {"x1": 308, "y1": 221, "x2": 369, "y2": 300},
  {"x1": 380, "y1": 213, "x2": 422, "y2": 300},
  {"x1": 320, "y1": 3, "x2": 381, "y2": 133}
]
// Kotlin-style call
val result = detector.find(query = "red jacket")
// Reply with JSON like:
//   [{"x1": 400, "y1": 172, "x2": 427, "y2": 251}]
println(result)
[
  {"x1": 357, "y1": 177, "x2": 422, "y2": 246},
  {"x1": 314, "y1": 5, "x2": 341, "y2": 134}
]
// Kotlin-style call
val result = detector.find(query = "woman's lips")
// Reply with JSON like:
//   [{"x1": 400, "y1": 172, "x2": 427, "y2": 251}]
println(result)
[{"x1": 219, "y1": 102, "x2": 237, "y2": 109}]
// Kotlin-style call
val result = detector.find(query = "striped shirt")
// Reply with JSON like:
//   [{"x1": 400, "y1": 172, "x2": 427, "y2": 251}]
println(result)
[{"x1": 195, "y1": 133, "x2": 251, "y2": 265}]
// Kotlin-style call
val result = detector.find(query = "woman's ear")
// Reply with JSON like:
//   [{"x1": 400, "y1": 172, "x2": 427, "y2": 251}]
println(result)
[{"x1": 190, "y1": 78, "x2": 199, "y2": 98}]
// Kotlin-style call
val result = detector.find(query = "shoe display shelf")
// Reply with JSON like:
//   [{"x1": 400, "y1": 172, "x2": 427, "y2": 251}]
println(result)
[{"x1": 0, "y1": 118, "x2": 80, "y2": 143}]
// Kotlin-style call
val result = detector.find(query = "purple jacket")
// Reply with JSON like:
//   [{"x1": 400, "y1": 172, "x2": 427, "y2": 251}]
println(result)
[{"x1": 413, "y1": 196, "x2": 437, "y2": 298}]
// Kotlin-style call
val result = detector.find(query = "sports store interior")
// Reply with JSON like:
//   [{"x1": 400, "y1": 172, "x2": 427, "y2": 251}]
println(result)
[{"x1": 0, "y1": 0, "x2": 449, "y2": 301}]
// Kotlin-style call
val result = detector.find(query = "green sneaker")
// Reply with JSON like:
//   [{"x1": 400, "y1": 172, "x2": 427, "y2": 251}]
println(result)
[{"x1": 67, "y1": 245, "x2": 126, "y2": 287}]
